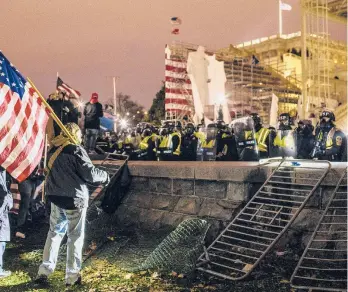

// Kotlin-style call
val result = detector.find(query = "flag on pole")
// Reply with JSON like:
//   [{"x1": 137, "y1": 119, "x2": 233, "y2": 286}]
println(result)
[
  {"x1": 280, "y1": 1, "x2": 292, "y2": 11},
  {"x1": 171, "y1": 28, "x2": 180, "y2": 35},
  {"x1": 56, "y1": 77, "x2": 81, "y2": 99},
  {"x1": 0, "y1": 51, "x2": 49, "y2": 182}
]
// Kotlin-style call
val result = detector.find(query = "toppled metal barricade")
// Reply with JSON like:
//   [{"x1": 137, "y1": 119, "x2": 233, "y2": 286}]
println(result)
[
  {"x1": 133, "y1": 218, "x2": 210, "y2": 274},
  {"x1": 291, "y1": 168, "x2": 347, "y2": 292},
  {"x1": 197, "y1": 159, "x2": 331, "y2": 280}
]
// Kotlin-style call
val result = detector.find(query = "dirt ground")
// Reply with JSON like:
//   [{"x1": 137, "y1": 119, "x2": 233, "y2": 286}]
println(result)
[{"x1": 0, "y1": 220, "x2": 296, "y2": 292}]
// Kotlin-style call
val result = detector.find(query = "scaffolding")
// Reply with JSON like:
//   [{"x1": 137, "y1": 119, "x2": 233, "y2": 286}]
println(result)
[
  {"x1": 164, "y1": 42, "x2": 195, "y2": 122},
  {"x1": 223, "y1": 55, "x2": 301, "y2": 125},
  {"x1": 300, "y1": 0, "x2": 347, "y2": 119}
]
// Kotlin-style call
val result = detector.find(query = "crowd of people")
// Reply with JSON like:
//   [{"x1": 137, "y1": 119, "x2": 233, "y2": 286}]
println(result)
[
  {"x1": 0, "y1": 90, "x2": 346, "y2": 287},
  {"x1": 93, "y1": 111, "x2": 347, "y2": 163}
]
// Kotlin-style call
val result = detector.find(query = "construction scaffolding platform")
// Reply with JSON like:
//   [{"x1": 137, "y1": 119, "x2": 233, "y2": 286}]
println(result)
[{"x1": 224, "y1": 57, "x2": 301, "y2": 124}]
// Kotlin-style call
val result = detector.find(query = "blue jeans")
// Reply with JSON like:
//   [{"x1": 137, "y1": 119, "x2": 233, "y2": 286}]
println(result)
[
  {"x1": 84, "y1": 129, "x2": 99, "y2": 152},
  {"x1": 38, "y1": 203, "x2": 87, "y2": 284},
  {"x1": 0, "y1": 242, "x2": 5, "y2": 272}
]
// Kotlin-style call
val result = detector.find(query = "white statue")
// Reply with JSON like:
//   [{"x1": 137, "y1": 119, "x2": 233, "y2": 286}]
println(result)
[
  {"x1": 206, "y1": 54, "x2": 230, "y2": 122},
  {"x1": 187, "y1": 46, "x2": 210, "y2": 122}
]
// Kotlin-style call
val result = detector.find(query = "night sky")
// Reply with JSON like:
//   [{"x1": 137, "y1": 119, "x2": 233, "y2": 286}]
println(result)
[{"x1": 1, "y1": 0, "x2": 346, "y2": 108}]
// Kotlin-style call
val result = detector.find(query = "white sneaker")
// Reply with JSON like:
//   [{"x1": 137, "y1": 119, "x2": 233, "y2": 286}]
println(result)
[{"x1": 0, "y1": 270, "x2": 11, "y2": 278}]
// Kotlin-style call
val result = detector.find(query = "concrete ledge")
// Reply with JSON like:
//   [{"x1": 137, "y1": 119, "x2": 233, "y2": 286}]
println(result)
[{"x1": 93, "y1": 160, "x2": 346, "y2": 249}]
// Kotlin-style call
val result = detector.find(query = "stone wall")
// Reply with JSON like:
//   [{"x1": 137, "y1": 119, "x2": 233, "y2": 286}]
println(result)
[{"x1": 110, "y1": 161, "x2": 346, "y2": 245}]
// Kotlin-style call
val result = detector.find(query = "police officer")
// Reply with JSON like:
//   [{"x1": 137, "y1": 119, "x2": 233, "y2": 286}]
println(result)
[
  {"x1": 294, "y1": 120, "x2": 314, "y2": 159},
  {"x1": 250, "y1": 113, "x2": 273, "y2": 159},
  {"x1": 234, "y1": 117, "x2": 259, "y2": 161},
  {"x1": 273, "y1": 113, "x2": 296, "y2": 158},
  {"x1": 181, "y1": 123, "x2": 198, "y2": 161},
  {"x1": 138, "y1": 128, "x2": 157, "y2": 161},
  {"x1": 157, "y1": 123, "x2": 175, "y2": 161},
  {"x1": 200, "y1": 123, "x2": 218, "y2": 161},
  {"x1": 311, "y1": 110, "x2": 346, "y2": 161},
  {"x1": 217, "y1": 124, "x2": 238, "y2": 161},
  {"x1": 171, "y1": 121, "x2": 182, "y2": 160},
  {"x1": 108, "y1": 133, "x2": 120, "y2": 153}
]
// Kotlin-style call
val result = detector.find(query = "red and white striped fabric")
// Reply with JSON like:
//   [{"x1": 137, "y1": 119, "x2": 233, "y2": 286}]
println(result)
[
  {"x1": 9, "y1": 183, "x2": 20, "y2": 215},
  {"x1": 56, "y1": 77, "x2": 81, "y2": 99},
  {"x1": 164, "y1": 51, "x2": 193, "y2": 116},
  {"x1": 0, "y1": 51, "x2": 50, "y2": 182}
]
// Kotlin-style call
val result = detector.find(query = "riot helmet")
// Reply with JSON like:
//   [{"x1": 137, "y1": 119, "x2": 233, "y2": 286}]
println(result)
[
  {"x1": 174, "y1": 121, "x2": 182, "y2": 131},
  {"x1": 278, "y1": 113, "x2": 291, "y2": 130},
  {"x1": 319, "y1": 110, "x2": 335, "y2": 130},
  {"x1": 250, "y1": 113, "x2": 262, "y2": 131},
  {"x1": 142, "y1": 128, "x2": 152, "y2": 137},
  {"x1": 216, "y1": 120, "x2": 226, "y2": 130},
  {"x1": 185, "y1": 123, "x2": 195, "y2": 135}
]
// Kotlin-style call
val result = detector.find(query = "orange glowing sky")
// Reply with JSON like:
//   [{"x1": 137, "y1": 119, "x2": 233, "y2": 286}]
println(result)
[{"x1": 1, "y1": 0, "x2": 346, "y2": 108}]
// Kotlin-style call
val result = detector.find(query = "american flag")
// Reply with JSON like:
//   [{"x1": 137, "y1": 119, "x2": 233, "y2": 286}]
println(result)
[
  {"x1": 164, "y1": 45, "x2": 193, "y2": 117},
  {"x1": 56, "y1": 77, "x2": 81, "y2": 99},
  {"x1": 0, "y1": 51, "x2": 49, "y2": 182}
]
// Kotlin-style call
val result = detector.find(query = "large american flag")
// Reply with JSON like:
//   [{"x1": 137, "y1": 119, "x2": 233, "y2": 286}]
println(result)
[
  {"x1": 56, "y1": 77, "x2": 81, "y2": 99},
  {"x1": 0, "y1": 51, "x2": 49, "y2": 182},
  {"x1": 165, "y1": 45, "x2": 193, "y2": 117}
]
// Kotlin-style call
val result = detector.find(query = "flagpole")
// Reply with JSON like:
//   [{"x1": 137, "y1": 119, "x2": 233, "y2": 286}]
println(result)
[
  {"x1": 27, "y1": 77, "x2": 78, "y2": 144},
  {"x1": 279, "y1": 0, "x2": 283, "y2": 36},
  {"x1": 42, "y1": 134, "x2": 48, "y2": 201}
]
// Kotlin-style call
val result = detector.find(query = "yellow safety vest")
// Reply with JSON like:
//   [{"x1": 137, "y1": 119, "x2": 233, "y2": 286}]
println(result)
[
  {"x1": 139, "y1": 136, "x2": 152, "y2": 150},
  {"x1": 159, "y1": 135, "x2": 172, "y2": 149},
  {"x1": 172, "y1": 132, "x2": 182, "y2": 156},
  {"x1": 139, "y1": 134, "x2": 158, "y2": 151},
  {"x1": 202, "y1": 139, "x2": 216, "y2": 149},
  {"x1": 274, "y1": 131, "x2": 295, "y2": 149},
  {"x1": 194, "y1": 131, "x2": 206, "y2": 143},
  {"x1": 255, "y1": 128, "x2": 270, "y2": 152},
  {"x1": 317, "y1": 127, "x2": 336, "y2": 150},
  {"x1": 158, "y1": 133, "x2": 181, "y2": 155},
  {"x1": 125, "y1": 136, "x2": 132, "y2": 144}
]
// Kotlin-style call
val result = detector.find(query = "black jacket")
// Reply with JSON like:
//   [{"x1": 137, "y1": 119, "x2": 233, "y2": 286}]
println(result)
[
  {"x1": 84, "y1": 102, "x2": 103, "y2": 129},
  {"x1": 46, "y1": 144, "x2": 108, "y2": 209}
]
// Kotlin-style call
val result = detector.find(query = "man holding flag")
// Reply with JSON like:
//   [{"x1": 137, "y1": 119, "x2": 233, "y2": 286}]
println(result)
[
  {"x1": 0, "y1": 51, "x2": 109, "y2": 286},
  {"x1": 0, "y1": 50, "x2": 50, "y2": 278}
]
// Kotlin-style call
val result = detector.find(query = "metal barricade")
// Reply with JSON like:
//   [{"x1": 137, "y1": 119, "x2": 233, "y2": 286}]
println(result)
[
  {"x1": 197, "y1": 159, "x2": 331, "y2": 280},
  {"x1": 290, "y1": 168, "x2": 347, "y2": 292}
]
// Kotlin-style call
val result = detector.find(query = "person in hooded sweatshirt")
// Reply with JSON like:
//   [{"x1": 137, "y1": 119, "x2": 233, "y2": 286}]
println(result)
[
  {"x1": 83, "y1": 93, "x2": 103, "y2": 154},
  {"x1": 35, "y1": 123, "x2": 109, "y2": 287}
]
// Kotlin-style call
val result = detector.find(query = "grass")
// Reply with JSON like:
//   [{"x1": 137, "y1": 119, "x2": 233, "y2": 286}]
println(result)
[{"x1": 0, "y1": 223, "x2": 293, "y2": 292}]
